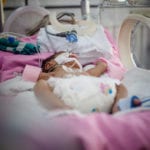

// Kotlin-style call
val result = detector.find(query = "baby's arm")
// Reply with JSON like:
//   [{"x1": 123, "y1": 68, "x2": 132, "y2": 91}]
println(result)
[
  {"x1": 38, "y1": 72, "x2": 52, "y2": 80},
  {"x1": 34, "y1": 79, "x2": 72, "y2": 110},
  {"x1": 86, "y1": 61, "x2": 107, "y2": 77}
]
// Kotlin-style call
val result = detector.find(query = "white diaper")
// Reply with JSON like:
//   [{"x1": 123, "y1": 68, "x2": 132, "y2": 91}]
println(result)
[{"x1": 48, "y1": 75, "x2": 119, "y2": 113}]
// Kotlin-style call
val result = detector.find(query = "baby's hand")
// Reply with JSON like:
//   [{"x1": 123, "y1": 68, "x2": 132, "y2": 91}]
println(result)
[
  {"x1": 49, "y1": 67, "x2": 68, "y2": 78},
  {"x1": 38, "y1": 69, "x2": 66, "y2": 80},
  {"x1": 38, "y1": 72, "x2": 51, "y2": 80}
]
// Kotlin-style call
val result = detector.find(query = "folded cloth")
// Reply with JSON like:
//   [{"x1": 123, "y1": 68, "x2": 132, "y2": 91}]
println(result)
[{"x1": 0, "y1": 37, "x2": 38, "y2": 55}]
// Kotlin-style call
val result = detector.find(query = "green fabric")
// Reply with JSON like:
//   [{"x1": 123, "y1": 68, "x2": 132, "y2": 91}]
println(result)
[
  {"x1": 0, "y1": 38, "x2": 19, "y2": 47},
  {"x1": 0, "y1": 37, "x2": 38, "y2": 55}
]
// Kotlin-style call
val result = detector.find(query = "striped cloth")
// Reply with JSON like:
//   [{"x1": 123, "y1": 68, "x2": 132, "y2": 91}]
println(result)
[{"x1": 0, "y1": 37, "x2": 38, "y2": 55}]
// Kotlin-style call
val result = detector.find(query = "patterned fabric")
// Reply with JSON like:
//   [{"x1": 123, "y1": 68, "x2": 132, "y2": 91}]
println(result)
[{"x1": 0, "y1": 37, "x2": 38, "y2": 55}]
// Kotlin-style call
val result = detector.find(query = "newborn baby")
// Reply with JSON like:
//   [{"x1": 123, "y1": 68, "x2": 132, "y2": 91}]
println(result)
[{"x1": 35, "y1": 51, "x2": 127, "y2": 113}]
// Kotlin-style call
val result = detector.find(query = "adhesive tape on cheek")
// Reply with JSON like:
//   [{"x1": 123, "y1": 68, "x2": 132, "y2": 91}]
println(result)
[
  {"x1": 71, "y1": 58, "x2": 83, "y2": 70},
  {"x1": 55, "y1": 56, "x2": 65, "y2": 64},
  {"x1": 75, "y1": 60, "x2": 82, "y2": 70},
  {"x1": 54, "y1": 53, "x2": 82, "y2": 70},
  {"x1": 64, "y1": 58, "x2": 82, "y2": 70},
  {"x1": 54, "y1": 53, "x2": 70, "y2": 64},
  {"x1": 62, "y1": 65, "x2": 73, "y2": 72}
]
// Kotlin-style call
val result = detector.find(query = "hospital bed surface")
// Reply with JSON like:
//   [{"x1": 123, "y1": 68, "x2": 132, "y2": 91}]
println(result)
[{"x1": 0, "y1": 16, "x2": 150, "y2": 150}]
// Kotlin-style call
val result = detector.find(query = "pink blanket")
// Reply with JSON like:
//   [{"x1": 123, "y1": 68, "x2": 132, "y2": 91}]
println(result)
[
  {"x1": 37, "y1": 111, "x2": 149, "y2": 150},
  {"x1": 1, "y1": 110, "x2": 150, "y2": 150},
  {"x1": 0, "y1": 32, "x2": 149, "y2": 150},
  {"x1": 0, "y1": 51, "x2": 53, "y2": 82}
]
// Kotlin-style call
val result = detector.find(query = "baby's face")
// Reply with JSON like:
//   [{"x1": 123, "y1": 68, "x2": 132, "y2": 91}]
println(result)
[
  {"x1": 44, "y1": 59, "x2": 58, "y2": 72},
  {"x1": 45, "y1": 52, "x2": 82, "y2": 72}
]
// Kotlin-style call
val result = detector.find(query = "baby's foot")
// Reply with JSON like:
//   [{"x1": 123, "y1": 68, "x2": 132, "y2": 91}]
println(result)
[{"x1": 131, "y1": 96, "x2": 142, "y2": 108}]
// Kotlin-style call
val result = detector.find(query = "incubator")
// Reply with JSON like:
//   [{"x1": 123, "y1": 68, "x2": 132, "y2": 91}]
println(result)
[{"x1": 0, "y1": 1, "x2": 150, "y2": 149}]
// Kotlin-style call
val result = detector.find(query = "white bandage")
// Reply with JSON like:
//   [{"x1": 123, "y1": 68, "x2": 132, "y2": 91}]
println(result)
[{"x1": 54, "y1": 52, "x2": 82, "y2": 70}]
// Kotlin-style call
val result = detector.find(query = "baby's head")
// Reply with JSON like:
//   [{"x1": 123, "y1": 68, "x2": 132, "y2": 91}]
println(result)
[{"x1": 42, "y1": 51, "x2": 82, "y2": 73}]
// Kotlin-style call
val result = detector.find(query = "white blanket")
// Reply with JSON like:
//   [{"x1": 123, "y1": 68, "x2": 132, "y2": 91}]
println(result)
[
  {"x1": 0, "y1": 67, "x2": 150, "y2": 120},
  {"x1": 37, "y1": 25, "x2": 113, "y2": 64},
  {"x1": 122, "y1": 67, "x2": 150, "y2": 98},
  {"x1": 0, "y1": 75, "x2": 118, "y2": 115},
  {"x1": 0, "y1": 76, "x2": 49, "y2": 123}
]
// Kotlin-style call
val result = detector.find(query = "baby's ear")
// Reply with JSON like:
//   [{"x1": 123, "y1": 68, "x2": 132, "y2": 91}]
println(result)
[{"x1": 69, "y1": 53, "x2": 78, "y2": 58}]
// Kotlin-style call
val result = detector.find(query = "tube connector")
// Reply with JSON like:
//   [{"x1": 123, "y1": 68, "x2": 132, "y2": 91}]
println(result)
[{"x1": 80, "y1": 0, "x2": 90, "y2": 20}]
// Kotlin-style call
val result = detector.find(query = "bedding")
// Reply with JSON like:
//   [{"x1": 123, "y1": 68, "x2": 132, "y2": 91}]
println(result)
[
  {"x1": 0, "y1": 51, "x2": 53, "y2": 82},
  {"x1": 0, "y1": 26, "x2": 121, "y2": 114},
  {"x1": 0, "y1": 27, "x2": 124, "y2": 115},
  {"x1": 37, "y1": 25, "x2": 113, "y2": 59},
  {"x1": 0, "y1": 28, "x2": 126, "y2": 83},
  {"x1": 0, "y1": 37, "x2": 38, "y2": 55},
  {"x1": 0, "y1": 25, "x2": 150, "y2": 150},
  {"x1": 1, "y1": 100, "x2": 150, "y2": 150}
]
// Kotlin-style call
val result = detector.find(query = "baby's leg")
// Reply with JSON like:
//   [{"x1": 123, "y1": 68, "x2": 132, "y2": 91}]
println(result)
[{"x1": 111, "y1": 84, "x2": 128, "y2": 113}]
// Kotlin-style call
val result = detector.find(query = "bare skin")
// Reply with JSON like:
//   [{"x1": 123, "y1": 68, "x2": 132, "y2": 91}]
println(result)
[
  {"x1": 86, "y1": 61, "x2": 107, "y2": 77},
  {"x1": 34, "y1": 79, "x2": 72, "y2": 111}
]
